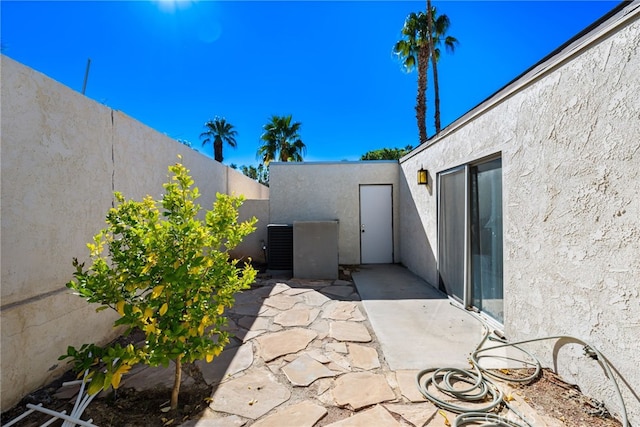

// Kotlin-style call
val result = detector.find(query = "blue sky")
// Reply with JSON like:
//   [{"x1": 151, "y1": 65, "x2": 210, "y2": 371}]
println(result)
[{"x1": 1, "y1": 1, "x2": 620, "y2": 166}]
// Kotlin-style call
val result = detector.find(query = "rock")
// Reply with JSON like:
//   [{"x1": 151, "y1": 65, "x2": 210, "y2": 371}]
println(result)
[
  {"x1": 329, "y1": 321, "x2": 371, "y2": 342},
  {"x1": 394, "y1": 370, "x2": 427, "y2": 402},
  {"x1": 209, "y1": 368, "x2": 290, "y2": 420},
  {"x1": 322, "y1": 301, "x2": 365, "y2": 321},
  {"x1": 282, "y1": 354, "x2": 336, "y2": 386},
  {"x1": 332, "y1": 372, "x2": 395, "y2": 409},
  {"x1": 251, "y1": 400, "x2": 327, "y2": 427},
  {"x1": 347, "y1": 343, "x2": 380, "y2": 370},
  {"x1": 273, "y1": 307, "x2": 319, "y2": 327},
  {"x1": 324, "y1": 405, "x2": 400, "y2": 426},
  {"x1": 255, "y1": 328, "x2": 318, "y2": 361},
  {"x1": 320, "y1": 286, "x2": 354, "y2": 298},
  {"x1": 384, "y1": 402, "x2": 440, "y2": 427},
  {"x1": 196, "y1": 342, "x2": 254, "y2": 385},
  {"x1": 263, "y1": 294, "x2": 301, "y2": 310},
  {"x1": 301, "y1": 291, "x2": 331, "y2": 307}
]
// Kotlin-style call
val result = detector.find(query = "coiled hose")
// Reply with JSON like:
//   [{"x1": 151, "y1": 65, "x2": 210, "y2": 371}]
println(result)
[{"x1": 415, "y1": 304, "x2": 630, "y2": 427}]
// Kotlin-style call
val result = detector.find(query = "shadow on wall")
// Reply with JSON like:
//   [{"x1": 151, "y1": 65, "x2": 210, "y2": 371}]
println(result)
[{"x1": 398, "y1": 169, "x2": 437, "y2": 287}]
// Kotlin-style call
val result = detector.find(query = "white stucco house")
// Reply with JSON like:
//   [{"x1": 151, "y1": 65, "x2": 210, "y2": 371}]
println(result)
[{"x1": 1, "y1": 1, "x2": 638, "y2": 424}]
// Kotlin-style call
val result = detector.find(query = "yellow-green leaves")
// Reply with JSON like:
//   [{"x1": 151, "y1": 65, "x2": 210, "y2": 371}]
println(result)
[{"x1": 63, "y1": 161, "x2": 257, "y2": 409}]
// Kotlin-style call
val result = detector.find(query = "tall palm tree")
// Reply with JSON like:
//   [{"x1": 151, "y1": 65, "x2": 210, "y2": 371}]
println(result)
[
  {"x1": 394, "y1": 7, "x2": 457, "y2": 141},
  {"x1": 426, "y1": 1, "x2": 458, "y2": 133},
  {"x1": 257, "y1": 115, "x2": 306, "y2": 165},
  {"x1": 200, "y1": 117, "x2": 237, "y2": 163},
  {"x1": 394, "y1": 12, "x2": 429, "y2": 144}
]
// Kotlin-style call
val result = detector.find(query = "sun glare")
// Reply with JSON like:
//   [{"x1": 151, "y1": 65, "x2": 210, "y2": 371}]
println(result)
[{"x1": 154, "y1": 0, "x2": 196, "y2": 13}]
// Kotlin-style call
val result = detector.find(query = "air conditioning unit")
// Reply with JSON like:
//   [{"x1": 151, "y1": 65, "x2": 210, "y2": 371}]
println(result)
[{"x1": 267, "y1": 224, "x2": 293, "y2": 270}]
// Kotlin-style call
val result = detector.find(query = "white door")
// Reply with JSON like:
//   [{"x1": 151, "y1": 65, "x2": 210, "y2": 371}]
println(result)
[{"x1": 360, "y1": 185, "x2": 393, "y2": 264}]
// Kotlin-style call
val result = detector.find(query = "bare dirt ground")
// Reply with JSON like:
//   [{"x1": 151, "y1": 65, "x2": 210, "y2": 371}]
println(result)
[{"x1": 1, "y1": 367, "x2": 622, "y2": 426}]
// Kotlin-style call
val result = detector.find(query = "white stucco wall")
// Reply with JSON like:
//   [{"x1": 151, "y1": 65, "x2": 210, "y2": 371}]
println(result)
[
  {"x1": 0, "y1": 55, "x2": 268, "y2": 409},
  {"x1": 269, "y1": 162, "x2": 400, "y2": 265},
  {"x1": 400, "y1": 10, "x2": 639, "y2": 424}
]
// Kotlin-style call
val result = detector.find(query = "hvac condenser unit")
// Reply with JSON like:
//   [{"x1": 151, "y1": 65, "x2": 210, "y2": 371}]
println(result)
[{"x1": 267, "y1": 224, "x2": 293, "y2": 270}]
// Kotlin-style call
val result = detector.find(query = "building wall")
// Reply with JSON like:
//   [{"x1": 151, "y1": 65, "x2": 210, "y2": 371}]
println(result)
[
  {"x1": 269, "y1": 162, "x2": 400, "y2": 265},
  {"x1": 400, "y1": 13, "x2": 640, "y2": 424},
  {"x1": 0, "y1": 55, "x2": 268, "y2": 409}
]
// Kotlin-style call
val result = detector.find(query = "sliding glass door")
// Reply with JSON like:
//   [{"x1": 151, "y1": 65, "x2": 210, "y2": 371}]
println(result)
[
  {"x1": 438, "y1": 167, "x2": 467, "y2": 302},
  {"x1": 438, "y1": 157, "x2": 504, "y2": 323}
]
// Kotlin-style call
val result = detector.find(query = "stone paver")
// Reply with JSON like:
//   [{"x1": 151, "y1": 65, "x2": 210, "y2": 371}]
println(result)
[
  {"x1": 80, "y1": 276, "x2": 564, "y2": 427},
  {"x1": 385, "y1": 402, "x2": 441, "y2": 427},
  {"x1": 282, "y1": 354, "x2": 337, "y2": 386},
  {"x1": 329, "y1": 321, "x2": 372, "y2": 342},
  {"x1": 196, "y1": 342, "x2": 254, "y2": 385},
  {"x1": 301, "y1": 290, "x2": 332, "y2": 306},
  {"x1": 332, "y1": 371, "x2": 396, "y2": 409},
  {"x1": 179, "y1": 411, "x2": 247, "y2": 427},
  {"x1": 209, "y1": 368, "x2": 290, "y2": 420},
  {"x1": 255, "y1": 328, "x2": 317, "y2": 361},
  {"x1": 395, "y1": 370, "x2": 427, "y2": 402},
  {"x1": 320, "y1": 285, "x2": 355, "y2": 298},
  {"x1": 322, "y1": 301, "x2": 365, "y2": 321},
  {"x1": 251, "y1": 400, "x2": 327, "y2": 427},
  {"x1": 238, "y1": 315, "x2": 270, "y2": 331},
  {"x1": 325, "y1": 405, "x2": 401, "y2": 427},
  {"x1": 263, "y1": 294, "x2": 300, "y2": 310},
  {"x1": 273, "y1": 307, "x2": 319, "y2": 327},
  {"x1": 347, "y1": 343, "x2": 380, "y2": 370}
]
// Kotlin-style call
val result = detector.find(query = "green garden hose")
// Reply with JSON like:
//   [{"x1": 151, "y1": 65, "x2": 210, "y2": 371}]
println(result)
[{"x1": 415, "y1": 303, "x2": 630, "y2": 427}]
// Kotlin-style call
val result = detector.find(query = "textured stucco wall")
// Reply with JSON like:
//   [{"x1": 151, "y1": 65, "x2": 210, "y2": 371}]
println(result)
[
  {"x1": 400, "y1": 14, "x2": 640, "y2": 424},
  {"x1": 269, "y1": 162, "x2": 400, "y2": 265},
  {"x1": 0, "y1": 55, "x2": 268, "y2": 409}
]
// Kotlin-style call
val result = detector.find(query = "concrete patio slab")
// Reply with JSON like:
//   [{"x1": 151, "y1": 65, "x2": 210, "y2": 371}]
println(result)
[{"x1": 352, "y1": 264, "x2": 485, "y2": 370}]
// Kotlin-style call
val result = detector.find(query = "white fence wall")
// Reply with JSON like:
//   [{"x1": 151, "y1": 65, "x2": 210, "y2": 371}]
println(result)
[{"x1": 0, "y1": 55, "x2": 268, "y2": 409}]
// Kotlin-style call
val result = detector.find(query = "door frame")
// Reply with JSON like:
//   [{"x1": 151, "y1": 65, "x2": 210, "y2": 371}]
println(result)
[
  {"x1": 436, "y1": 154, "x2": 503, "y2": 324},
  {"x1": 359, "y1": 184, "x2": 394, "y2": 264}
]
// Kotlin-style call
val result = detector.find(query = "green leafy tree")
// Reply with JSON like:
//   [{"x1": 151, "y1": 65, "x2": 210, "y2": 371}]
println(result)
[
  {"x1": 241, "y1": 164, "x2": 270, "y2": 187},
  {"x1": 360, "y1": 145, "x2": 413, "y2": 160},
  {"x1": 61, "y1": 160, "x2": 257, "y2": 410},
  {"x1": 394, "y1": 7, "x2": 457, "y2": 141},
  {"x1": 200, "y1": 117, "x2": 238, "y2": 163},
  {"x1": 257, "y1": 115, "x2": 306, "y2": 165}
]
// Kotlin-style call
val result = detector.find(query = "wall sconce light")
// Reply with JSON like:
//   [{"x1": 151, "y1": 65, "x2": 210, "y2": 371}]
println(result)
[{"x1": 417, "y1": 167, "x2": 428, "y2": 186}]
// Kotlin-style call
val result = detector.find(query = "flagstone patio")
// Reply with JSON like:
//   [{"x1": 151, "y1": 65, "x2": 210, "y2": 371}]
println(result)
[{"x1": 79, "y1": 269, "x2": 559, "y2": 427}]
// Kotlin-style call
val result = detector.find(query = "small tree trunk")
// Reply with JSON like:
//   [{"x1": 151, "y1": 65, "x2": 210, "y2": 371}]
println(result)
[{"x1": 171, "y1": 355, "x2": 182, "y2": 410}]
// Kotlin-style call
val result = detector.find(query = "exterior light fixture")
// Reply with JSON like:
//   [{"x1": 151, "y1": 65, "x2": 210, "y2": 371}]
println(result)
[{"x1": 417, "y1": 168, "x2": 428, "y2": 186}]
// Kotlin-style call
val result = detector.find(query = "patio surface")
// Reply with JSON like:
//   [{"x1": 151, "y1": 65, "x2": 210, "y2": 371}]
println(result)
[{"x1": 60, "y1": 264, "x2": 559, "y2": 426}]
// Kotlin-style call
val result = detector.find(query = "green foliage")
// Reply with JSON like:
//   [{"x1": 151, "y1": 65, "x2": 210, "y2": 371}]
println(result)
[
  {"x1": 61, "y1": 161, "x2": 256, "y2": 405},
  {"x1": 360, "y1": 145, "x2": 413, "y2": 160},
  {"x1": 257, "y1": 115, "x2": 306, "y2": 165},
  {"x1": 240, "y1": 164, "x2": 269, "y2": 187}
]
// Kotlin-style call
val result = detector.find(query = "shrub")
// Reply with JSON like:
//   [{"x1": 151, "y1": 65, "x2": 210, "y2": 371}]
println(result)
[{"x1": 61, "y1": 160, "x2": 257, "y2": 409}]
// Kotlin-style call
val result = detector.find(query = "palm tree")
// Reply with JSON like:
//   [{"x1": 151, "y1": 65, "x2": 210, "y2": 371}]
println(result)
[
  {"x1": 394, "y1": 12, "x2": 429, "y2": 144},
  {"x1": 426, "y1": 1, "x2": 458, "y2": 133},
  {"x1": 257, "y1": 115, "x2": 306, "y2": 165},
  {"x1": 394, "y1": 7, "x2": 457, "y2": 141},
  {"x1": 200, "y1": 117, "x2": 237, "y2": 163}
]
